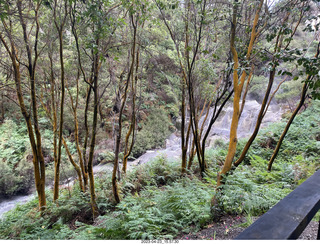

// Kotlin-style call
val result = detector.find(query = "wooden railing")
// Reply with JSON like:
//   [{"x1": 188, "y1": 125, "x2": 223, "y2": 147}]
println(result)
[{"x1": 235, "y1": 169, "x2": 320, "y2": 240}]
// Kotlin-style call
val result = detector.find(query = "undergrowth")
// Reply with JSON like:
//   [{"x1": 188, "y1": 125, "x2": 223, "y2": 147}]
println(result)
[{"x1": 0, "y1": 101, "x2": 319, "y2": 240}]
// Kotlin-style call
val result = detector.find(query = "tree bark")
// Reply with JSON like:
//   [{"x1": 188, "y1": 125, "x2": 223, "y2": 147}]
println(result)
[
  {"x1": 0, "y1": 1, "x2": 46, "y2": 210},
  {"x1": 87, "y1": 54, "x2": 100, "y2": 217},
  {"x1": 17, "y1": 0, "x2": 47, "y2": 210},
  {"x1": 217, "y1": 0, "x2": 263, "y2": 187},
  {"x1": 113, "y1": 14, "x2": 137, "y2": 203},
  {"x1": 53, "y1": 1, "x2": 67, "y2": 200},
  {"x1": 268, "y1": 41, "x2": 320, "y2": 170},
  {"x1": 268, "y1": 83, "x2": 308, "y2": 171}
]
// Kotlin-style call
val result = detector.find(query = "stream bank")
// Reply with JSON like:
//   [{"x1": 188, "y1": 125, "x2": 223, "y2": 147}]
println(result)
[{"x1": 0, "y1": 98, "x2": 285, "y2": 219}]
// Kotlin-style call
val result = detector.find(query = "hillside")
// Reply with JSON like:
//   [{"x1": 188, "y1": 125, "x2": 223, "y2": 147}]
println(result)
[{"x1": 0, "y1": 0, "x2": 320, "y2": 240}]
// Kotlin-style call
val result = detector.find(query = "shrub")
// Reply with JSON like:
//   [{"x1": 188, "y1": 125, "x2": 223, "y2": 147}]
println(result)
[
  {"x1": 0, "y1": 119, "x2": 28, "y2": 165},
  {"x1": 218, "y1": 167, "x2": 292, "y2": 216},
  {"x1": 94, "y1": 177, "x2": 214, "y2": 240},
  {"x1": 0, "y1": 123, "x2": 34, "y2": 196},
  {"x1": 0, "y1": 161, "x2": 23, "y2": 195},
  {"x1": 132, "y1": 108, "x2": 173, "y2": 157}
]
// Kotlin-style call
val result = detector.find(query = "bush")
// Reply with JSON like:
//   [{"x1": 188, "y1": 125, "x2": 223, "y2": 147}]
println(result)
[
  {"x1": 120, "y1": 156, "x2": 181, "y2": 196},
  {"x1": 0, "y1": 161, "x2": 23, "y2": 195},
  {"x1": 218, "y1": 157, "x2": 293, "y2": 216},
  {"x1": 0, "y1": 119, "x2": 34, "y2": 195},
  {"x1": 0, "y1": 156, "x2": 214, "y2": 240},
  {"x1": 0, "y1": 119, "x2": 28, "y2": 165},
  {"x1": 94, "y1": 177, "x2": 214, "y2": 240},
  {"x1": 0, "y1": 187, "x2": 98, "y2": 240},
  {"x1": 132, "y1": 108, "x2": 173, "y2": 157}
]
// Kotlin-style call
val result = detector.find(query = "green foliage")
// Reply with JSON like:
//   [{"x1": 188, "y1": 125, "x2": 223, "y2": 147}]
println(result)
[
  {"x1": 275, "y1": 78, "x2": 303, "y2": 107},
  {"x1": 1, "y1": 98, "x2": 319, "y2": 240},
  {"x1": 132, "y1": 108, "x2": 173, "y2": 157},
  {"x1": 0, "y1": 120, "x2": 33, "y2": 195},
  {"x1": 0, "y1": 195, "x2": 54, "y2": 240},
  {"x1": 265, "y1": 100, "x2": 320, "y2": 161},
  {"x1": 0, "y1": 156, "x2": 214, "y2": 240},
  {"x1": 95, "y1": 177, "x2": 214, "y2": 240},
  {"x1": 218, "y1": 161, "x2": 292, "y2": 216},
  {"x1": 0, "y1": 119, "x2": 79, "y2": 196},
  {"x1": 216, "y1": 100, "x2": 320, "y2": 216},
  {"x1": 122, "y1": 156, "x2": 180, "y2": 191},
  {"x1": 0, "y1": 187, "x2": 98, "y2": 240},
  {"x1": 0, "y1": 119, "x2": 28, "y2": 165},
  {"x1": 0, "y1": 157, "x2": 34, "y2": 195}
]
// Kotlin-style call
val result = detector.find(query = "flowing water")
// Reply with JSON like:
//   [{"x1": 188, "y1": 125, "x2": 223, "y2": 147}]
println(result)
[
  {"x1": 0, "y1": 99, "x2": 284, "y2": 219},
  {"x1": 0, "y1": 195, "x2": 34, "y2": 218}
]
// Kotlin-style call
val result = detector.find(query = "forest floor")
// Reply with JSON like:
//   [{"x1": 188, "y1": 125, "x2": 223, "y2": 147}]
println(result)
[{"x1": 177, "y1": 215, "x2": 319, "y2": 240}]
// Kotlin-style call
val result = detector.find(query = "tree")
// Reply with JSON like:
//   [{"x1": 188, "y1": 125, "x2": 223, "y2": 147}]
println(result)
[
  {"x1": 234, "y1": 0, "x2": 311, "y2": 168},
  {"x1": 268, "y1": 41, "x2": 320, "y2": 170},
  {"x1": 156, "y1": 0, "x2": 233, "y2": 176},
  {"x1": 53, "y1": 0, "x2": 68, "y2": 202},
  {"x1": 112, "y1": 0, "x2": 148, "y2": 203},
  {"x1": 217, "y1": 0, "x2": 266, "y2": 186},
  {"x1": 0, "y1": 0, "x2": 47, "y2": 210},
  {"x1": 69, "y1": 0, "x2": 121, "y2": 216}
]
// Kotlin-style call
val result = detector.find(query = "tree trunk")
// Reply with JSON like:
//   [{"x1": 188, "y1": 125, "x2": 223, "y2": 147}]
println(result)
[
  {"x1": 83, "y1": 87, "x2": 91, "y2": 190},
  {"x1": 0, "y1": 30, "x2": 47, "y2": 210},
  {"x1": 268, "y1": 83, "x2": 308, "y2": 171},
  {"x1": 16, "y1": 0, "x2": 47, "y2": 210},
  {"x1": 234, "y1": 68, "x2": 275, "y2": 167},
  {"x1": 267, "y1": 41, "x2": 320, "y2": 171},
  {"x1": 62, "y1": 138, "x2": 84, "y2": 192},
  {"x1": 122, "y1": 42, "x2": 141, "y2": 173},
  {"x1": 181, "y1": 79, "x2": 188, "y2": 174},
  {"x1": 87, "y1": 65, "x2": 99, "y2": 218},
  {"x1": 234, "y1": 6, "x2": 304, "y2": 167},
  {"x1": 217, "y1": 0, "x2": 263, "y2": 186},
  {"x1": 69, "y1": 74, "x2": 87, "y2": 191},
  {"x1": 54, "y1": 19, "x2": 66, "y2": 201},
  {"x1": 113, "y1": 14, "x2": 137, "y2": 202}
]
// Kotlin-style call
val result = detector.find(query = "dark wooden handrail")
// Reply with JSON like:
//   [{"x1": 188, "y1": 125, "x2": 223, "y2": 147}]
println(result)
[{"x1": 235, "y1": 169, "x2": 320, "y2": 240}]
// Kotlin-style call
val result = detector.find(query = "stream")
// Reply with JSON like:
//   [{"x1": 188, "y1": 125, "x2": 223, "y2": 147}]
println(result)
[{"x1": 0, "y1": 99, "x2": 283, "y2": 219}]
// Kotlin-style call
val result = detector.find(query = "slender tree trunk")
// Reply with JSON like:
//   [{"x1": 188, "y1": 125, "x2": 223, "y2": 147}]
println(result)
[
  {"x1": 239, "y1": 67, "x2": 253, "y2": 118},
  {"x1": 234, "y1": 68, "x2": 275, "y2": 167},
  {"x1": 113, "y1": 14, "x2": 137, "y2": 202},
  {"x1": 122, "y1": 42, "x2": 141, "y2": 173},
  {"x1": 0, "y1": 29, "x2": 47, "y2": 210},
  {"x1": 268, "y1": 41, "x2": 320, "y2": 170},
  {"x1": 62, "y1": 138, "x2": 84, "y2": 191},
  {"x1": 181, "y1": 79, "x2": 188, "y2": 174},
  {"x1": 68, "y1": 74, "x2": 87, "y2": 191},
  {"x1": 268, "y1": 83, "x2": 308, "y2": 171},
  {"x1": 39, "y1": 95, "x2": 86, "y2": 193},
  {"x1": 16, "y1": 0, "x2": 47, "y2": 210},
  {"x1": 87, "y1": 55, "x2": 99, "y2": 217},
  {"x1": 83, "y1": 86, "x2": 92, "y2": 189},
  {"x1": 113, "y1": 129, "x2": 121, "y2": 203},
  {"x1": 49, "y1": 53, "x2": 58, "y2": 192},
  {"x1": 217, "y1": 0, "x2": 263, "y2": 186},
  {"x1": 54, "y1": 24, "x2": 66, "y2": 201}
]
